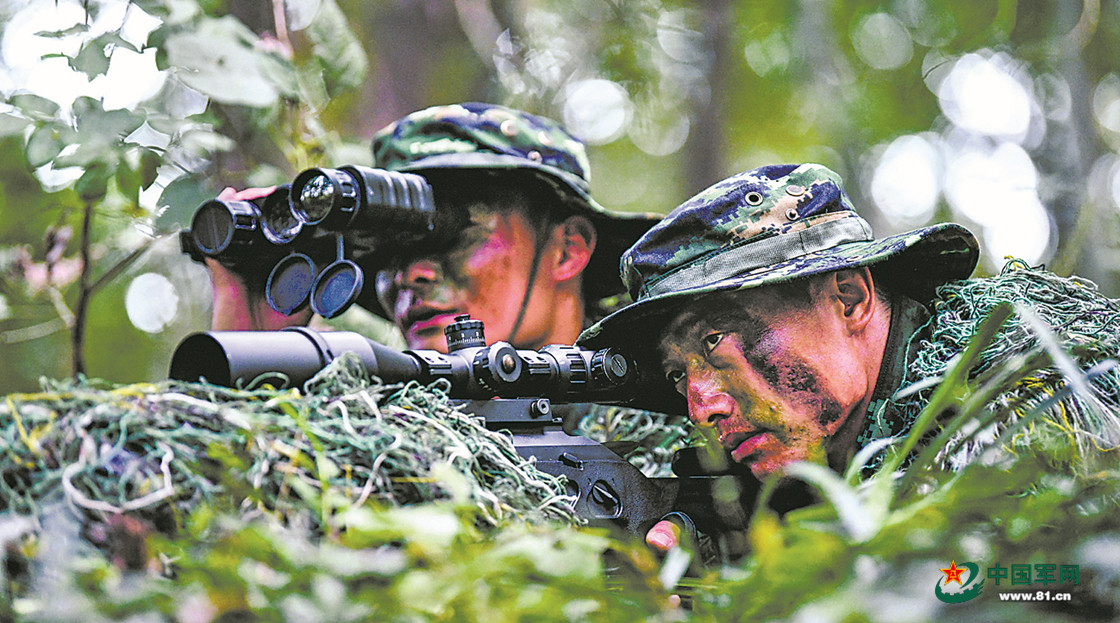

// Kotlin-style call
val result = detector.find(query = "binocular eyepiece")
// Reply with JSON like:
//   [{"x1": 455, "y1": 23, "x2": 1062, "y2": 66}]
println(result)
[{"x1": 181, "y1": 166, "x2": 435, "y2": 320}]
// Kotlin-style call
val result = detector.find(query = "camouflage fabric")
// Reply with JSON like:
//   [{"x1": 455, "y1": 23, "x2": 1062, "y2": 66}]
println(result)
[
  {"x1": 372, "y1": 102, "x2": 595, "y2": 205},
  {"x1": 862, "y1": 260, "x2": 1120, "y2": 473},
  {"x1": 369, "y1": 102, "x2": 661, "y2": 302},
  {"x1": 579, "y1": 163, "x2": 979, "y2": 354}
]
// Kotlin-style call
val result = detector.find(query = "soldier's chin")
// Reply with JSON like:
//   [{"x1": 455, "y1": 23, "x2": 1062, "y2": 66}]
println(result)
[{"x1": 746, "y1": 456, "x2": 789, "y2": 480}]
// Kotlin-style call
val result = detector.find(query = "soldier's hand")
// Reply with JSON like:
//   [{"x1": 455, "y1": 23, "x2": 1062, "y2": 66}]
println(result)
[
  {"x1": 645, "y1": 519, "x2": 681, "y2": 552},
  {"x1": 217, "y1": 185, "x2": 276, "y2": 202},
  {"x1": 205, "y1": 184, "x2": 310, "y2": 331}
]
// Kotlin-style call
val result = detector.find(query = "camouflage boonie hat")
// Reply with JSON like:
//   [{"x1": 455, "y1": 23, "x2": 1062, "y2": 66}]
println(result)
[
  {"x1": 370, "y1": 102, "x2": 661, "y2": 300},
  {"x1": 579, "y1": 163, "x2": 979, "y2": 352}
]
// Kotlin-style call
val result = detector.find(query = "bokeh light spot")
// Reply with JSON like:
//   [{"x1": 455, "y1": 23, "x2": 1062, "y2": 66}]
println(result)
[
  {"x1": 562, "y1": 79, "x2": 631, "y2": 145},
  {"x1": 126, "y1": 272, "x2": 179, "y2": 333},
  {"x1": 852, "y1": 12, "x2": 913, "y2": 71},
  {"x1": 938, "y1": 53, "x2": 1032, "y2": 141},
  {"x1": 870, "y1": 134, "x2": 940, "y2": 228}
]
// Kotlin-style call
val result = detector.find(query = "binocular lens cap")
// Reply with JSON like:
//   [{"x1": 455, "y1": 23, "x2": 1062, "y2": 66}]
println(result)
[
  {"x1": 311, "y1": 260, "x2": 364, "y2": 319},
  {"x1": 190, "y1": 201, "x2": 237, "y2": 255},
  {"x1": 267, "y1": 254, "x2": 316, "y2": 315}
]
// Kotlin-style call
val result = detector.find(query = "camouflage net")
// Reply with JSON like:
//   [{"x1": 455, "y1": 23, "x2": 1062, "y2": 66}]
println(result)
[
  {"x1": 895, "y1": 259, "x2": 1120, "y2": 470},
  {"x1": 0, "y1": 352, "x2": 578, "y2": 531},
  {"x1": 576, "y1": 404, "x2": 693, "y2": 477}
]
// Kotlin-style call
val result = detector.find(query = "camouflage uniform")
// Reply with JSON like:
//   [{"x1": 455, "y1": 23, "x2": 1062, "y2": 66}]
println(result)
[
  {"x1": 579, "y1": 163, "x2": 1120, "y2": 472},
  {"x1": 371, "y1": 103, "x2": 689, "y2": 475}
]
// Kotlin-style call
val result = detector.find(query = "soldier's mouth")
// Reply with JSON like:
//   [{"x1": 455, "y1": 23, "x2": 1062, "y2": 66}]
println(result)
[
  {"x1": 402, "y1": 306, "x2": 459, "y2": 335},
  {"x1": 722, "y1": 431, "x2": 770, "y2": 464}
]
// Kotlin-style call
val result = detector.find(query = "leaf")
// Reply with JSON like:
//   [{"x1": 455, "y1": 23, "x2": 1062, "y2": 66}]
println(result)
[
  {"x1": 8, "y1": 93, "x2": 61, "y2": 121},
  {"x1": 76, "y1": 164, "x2": 110, "y2": 202},
  {"x1": 285, "y1": 0, "x2": 323, "y2": 31},
  {"x1": 25, "y1": 124, "x2": 70, "y2": 167},
  {"x1": 783, "y1": 462, "x2": 879, "y2": 543},
  {"x1": 115, "y1": 164, "x2": 142, "y2": 200},
  {"x1": 72, "y1": 97, "x2": 145, "y2": 142},
  {"x1": 34, "y1": 24, "x2": 90, "y2": 38},
  {"x1": 162, "y1": 16, "x2": 281, "y2": 108},
  {"x1": 0, "y1": 112, "x2": 30, "y2": 137},
  {"x1": 67, "y1": 31, "x2": 142, "y2": 80},
  {"x1": 304, "y1": 0, "x2": 368, "y2": 96},
  {"x1": 154, "y1": 175, "x2": 215, "y2": 233},
  {"x1": 70, "y1": 39, "x2": 112, "y2": 78},
  {"x1": 140, "y1": 151, "x2": 161, "y2": 189}
]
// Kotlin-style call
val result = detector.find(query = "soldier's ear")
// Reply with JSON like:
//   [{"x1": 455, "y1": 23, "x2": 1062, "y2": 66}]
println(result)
[
  {"x1": 831, "y1": 267, "x2": 876, "y2": 330},
  {"x1": 552, "y1": 215, "x2": 596, "y2": 282}
]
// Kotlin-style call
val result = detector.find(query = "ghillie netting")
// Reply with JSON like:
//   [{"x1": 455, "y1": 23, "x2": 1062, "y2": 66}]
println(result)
[
  {"x1": 576, "y1": 404, "x2": 693, "y2": 478},
  {"x1": 896, "y1": 259, "x2": 1120, "y2": 470},
  {"x1": 0, "y1": 352, "x2": 578, "y2": 533}
]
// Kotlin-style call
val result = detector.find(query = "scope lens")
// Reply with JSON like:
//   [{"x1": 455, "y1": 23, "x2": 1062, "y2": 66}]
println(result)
[{"x1": 297, "y1": 174, "x2": 335, "y2": 224}]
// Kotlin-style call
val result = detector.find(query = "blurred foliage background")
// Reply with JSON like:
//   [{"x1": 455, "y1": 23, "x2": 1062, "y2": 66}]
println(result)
[{"x1": 2, "y1": 0, "x2": 1120, "y2": 392}]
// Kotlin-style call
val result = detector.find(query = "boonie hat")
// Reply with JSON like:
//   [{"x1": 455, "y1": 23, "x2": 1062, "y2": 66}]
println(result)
[
  {"x1": 370, "y1": 102, "x2": 662, "y2": 301},
  {"x1": 579, "y1": 162, "x2": 979, "y2": 353}
]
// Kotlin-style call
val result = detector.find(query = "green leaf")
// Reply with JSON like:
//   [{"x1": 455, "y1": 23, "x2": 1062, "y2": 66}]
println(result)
[
  {"x1": 304, "y1": 0, "x2": 368, "y2": 96},
  {"x1": 783, "y1": 462, "x2": 880, "y2": 543},
  {"x1": 285, "y1": 0, "x2": 323, "y2": 31},
  {"x1": 76, "y1": 164, "x2": 110, "y2": 202},
  {"x1": 162, "y1": 16, "x2": 281, "y2": 107},
  {"x1": 8, "y1": 94, "x2": 61, "y2": 121},
  {"x1": 70, "y1": 39, "x2": 112, "y2": 78},
  {"x1": 34, "y1": 24, "x2": 90, "y2": 38},
  {"x1": 72, "y1": 97, "x2": 145, "y2": 141},
  {"x1": 140, "y1": 151, "x2": 161, "y2": 189},
  {"x1": 25, "y1": 124, "x2": 69, "y2": 167},
  {"x1": 154, "y1": 175, "x2": 215, "y2": 233},
  {"x1": 66, "y1": 32, "x2": 141, "y2": 80},
  {"x1": 115, "y1": 163, "x2": 142, "y2": 200},
  {"x1": 0, "y1": 112, "x2": 30, "y2": 137}
]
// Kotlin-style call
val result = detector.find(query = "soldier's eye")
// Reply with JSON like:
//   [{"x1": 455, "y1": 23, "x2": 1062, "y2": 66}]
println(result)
[
  {"x1": 702, "y1": 332, "x2": 724, "y2": 355},
  {"x1": 665, "y1": 369, "x2": 685, "y2": 385}
]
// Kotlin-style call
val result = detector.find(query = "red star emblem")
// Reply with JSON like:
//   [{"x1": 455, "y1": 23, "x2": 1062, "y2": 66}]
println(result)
[{"x1": 940, "y1": 560, "x2": 966, "y2": 585}]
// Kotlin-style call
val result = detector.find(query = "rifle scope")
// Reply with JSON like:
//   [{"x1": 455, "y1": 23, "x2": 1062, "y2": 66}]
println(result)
[{"x1": 169, "y1": 316, "x2": 635, "y2": 401}]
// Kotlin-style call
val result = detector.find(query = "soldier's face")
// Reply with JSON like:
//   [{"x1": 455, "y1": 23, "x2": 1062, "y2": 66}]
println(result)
[
  {"x1": 657, "y1": 289, "x2": 859, "y2": 479},
  {"x1": 375, "y1": 204, "x2": 555, "y2": 352}
]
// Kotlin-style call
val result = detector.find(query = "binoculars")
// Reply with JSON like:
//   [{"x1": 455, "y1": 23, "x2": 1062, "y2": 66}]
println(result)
[{"x1": 181, "y1": 166, "x2": 435, "y2": 319}]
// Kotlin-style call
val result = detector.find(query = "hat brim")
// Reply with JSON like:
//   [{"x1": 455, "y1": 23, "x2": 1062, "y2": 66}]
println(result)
[{"x1": 577, "y1": 223, "x2": 978, "y2": 412}]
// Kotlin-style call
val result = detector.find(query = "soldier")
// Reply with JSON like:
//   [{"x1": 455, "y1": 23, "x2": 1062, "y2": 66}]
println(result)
[
  {"x1": 208, "y1": 102, "x2": 661, "y2": 353},
  {"x1": 577, "y1": 162, "x2": 1120, "y2": 550},
  {"x1": 202, "y1": 103, "x2": 688, "y2": 476}
]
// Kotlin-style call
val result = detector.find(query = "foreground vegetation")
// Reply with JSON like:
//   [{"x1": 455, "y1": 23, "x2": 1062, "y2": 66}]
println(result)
[{"x1": 2, "y1": 303, "x2": 1119, "y2": 622}]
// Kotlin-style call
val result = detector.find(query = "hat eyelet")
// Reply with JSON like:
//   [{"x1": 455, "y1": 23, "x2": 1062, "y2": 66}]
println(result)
[
  {"x1": 527, "y1": 150, "x2": 543, "y2": 163},
  {"x1": 745, "y1": 191, "x2": 764, "y2": 206},
  {"x1": 785, "y1": 208, "x2": 799, "y2": 221},
  {"x1": 786, "y1": 184, "x2": 805, "y2": 196},
  {"x1": 500, "y1": 119, "x2": 519, "y2": 137}
]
